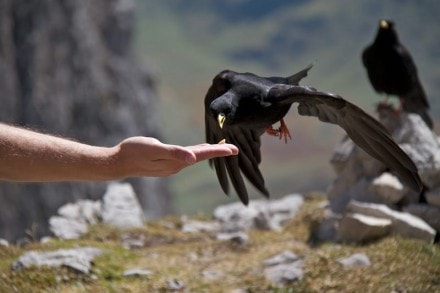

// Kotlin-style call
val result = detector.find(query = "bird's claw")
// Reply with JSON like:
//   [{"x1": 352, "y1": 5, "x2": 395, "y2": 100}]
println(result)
[{"x1": 265, "y1": 119, "x2": 292, "y2": 144}]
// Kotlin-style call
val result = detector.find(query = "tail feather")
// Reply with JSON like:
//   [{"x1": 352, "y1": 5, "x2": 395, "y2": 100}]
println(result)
[{"x1": 402, "y1": 83, "x2": 433, "y2": 129}]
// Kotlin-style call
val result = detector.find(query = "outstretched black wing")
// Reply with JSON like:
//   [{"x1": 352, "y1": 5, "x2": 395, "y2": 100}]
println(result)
[
  {"x1": 204, "y1": 73, "x2": 267, "y2": 205},
  {"x1": 268, "y1": 84, "x2": 423, "y2": 192}
]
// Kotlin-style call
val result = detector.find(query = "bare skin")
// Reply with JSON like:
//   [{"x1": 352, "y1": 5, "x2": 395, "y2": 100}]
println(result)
[{"x1": 0, "y1": 123, "x2": 239, "y2": 182}]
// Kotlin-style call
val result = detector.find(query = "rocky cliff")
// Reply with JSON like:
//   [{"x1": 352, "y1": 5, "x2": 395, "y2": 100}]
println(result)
[{"x1": 0, "y1": 0, "x2": 171, "y2": 241}]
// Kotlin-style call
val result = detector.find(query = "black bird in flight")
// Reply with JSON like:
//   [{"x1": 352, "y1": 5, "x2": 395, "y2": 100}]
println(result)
[
  {"x1": 362, "y1": 19, "x2": 433, "y2": 129},
  {"x1": 204, "y1": 65, "x2": 423, "y2": 205}
]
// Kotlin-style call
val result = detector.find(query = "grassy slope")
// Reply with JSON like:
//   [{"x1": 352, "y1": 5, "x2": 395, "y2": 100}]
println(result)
[
  {"x1": 135, "y1": 0, "x2": 440, "y2": 214},
  {"x1": 1, "y1": 195, "x2": 439, "y2": 292}
]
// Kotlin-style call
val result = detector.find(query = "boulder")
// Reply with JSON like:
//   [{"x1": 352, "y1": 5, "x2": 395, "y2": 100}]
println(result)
[
  {"x1": 370, "y1": 173, "x2": 405, "y2": 205},
  {"x1": 213, "y1": 194, "x2": 304, "y2": 232},
  {"x1": 337, "y1": 213, "x2": 391, "y2": 243},
  {"x1": 101, "y1": 182, "x2": 145, "y2": 228},
  {"x1": 57, "y1": 200, "x2": 102, "y2": 225},
  {"x1": 328, "y1": 112, "x2": 440, "y2": 213},
  {"x1": 13, "y1": 247, "x2": 103, "y2": 274},
  {"x1": 403, "y1": 204, "x2": 440, "y2": 232},
  {"x1": 49, "y1": 216, "x2": 88, "y2": 240},
  {"x1": 346, "y1": 201, "x2": 436, "y2": 243}
]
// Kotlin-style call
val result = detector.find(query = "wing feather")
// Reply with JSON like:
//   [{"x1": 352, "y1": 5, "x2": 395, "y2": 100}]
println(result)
[{"x1": 269, "y1": 85, "x2": 422, "y2": 192}]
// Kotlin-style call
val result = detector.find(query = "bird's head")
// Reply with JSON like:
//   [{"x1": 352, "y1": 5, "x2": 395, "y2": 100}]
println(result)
[
  {"x1": 209, "y1": 93, "x2": 237, "y2": 129},
  {"x1": 376, "y1": 19, "x2": 398, "y2": 43}
]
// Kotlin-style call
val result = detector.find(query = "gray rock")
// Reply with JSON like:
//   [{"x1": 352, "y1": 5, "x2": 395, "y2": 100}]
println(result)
[
  {"x1": 101, "y1": 182, "x2": 145, "y2": 228},
  {"x1": 329, "y1": 112, "x2": 440, "y2": 213},
  {"x1": 123, "y1": 268, "x2": 154, "y2": 277},
  {"x1": 337, "y1": 253, "x2": 371, "y2": 268},
  {"x1": 263, "y1": 250, "x2": 304, "y2": 285},
  {"x1": 213, "y1": 194, "x2": 303, "y2": 232},
  {"x1": 13, "y1": 247, "x2": 103, "y2": 274},
  {"x1": 49, "y1": 199, "x2": 102, "y2": 240},
  {"x1": 216, "y1": 232, "x2": 249, "y2": 246},
  {"x1": 181, "y1": 218, "x2": 221, "y2": 234},
  {"x1": 58, "y1": 200, "x2": 102, "y2": 224},
  {"x1": 0, "y1": 238, "x2": 9, "y2": 247},
  {"x1": 370, "y1": 173, "x2": 406, "y2": 204},
  {"x1": 166, "y1": 279, "x2": 185, "y2": 291},
  {"x1": 337, "y1": 213, "x2": 391, "y2": 243},
  {"x1": 404, "y1": 204, "x2": 440, "y2": 232},
  {"x1": 49, "y1": 216, "x2": 88, "y2": 240},
  {"x1": 311, "y1": 211, "x2": 341, "y2": 242},
  {"x1": 426, "y1": 188, "x2": 440, "y2": 208},
  {"x1": 214, "y1": 201, "x2": 271, "y2": 232},
  {"x1": 393, "y1": 114, "x2": 440, "y2": 189},
  {"x1": 266, "y1": 194, "x2": 305, "y2": 228},
  {"x1": 346, "y1": 201, "x2": 436, "y2": 243},
  {"x1": 263, "y1": 251, "x2": 301, "y2": 267},
  {"x1": 40, "y1": 237, "x2": 53, "y2": 244},
  {"x1": 264, "y1": 262, "x2": 304, "y2": 285}
]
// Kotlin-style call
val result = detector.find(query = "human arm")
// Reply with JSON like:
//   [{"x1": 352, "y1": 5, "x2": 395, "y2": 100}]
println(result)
[{"x1": 0, "y1": 123, "x2": 238, "y2": 182}]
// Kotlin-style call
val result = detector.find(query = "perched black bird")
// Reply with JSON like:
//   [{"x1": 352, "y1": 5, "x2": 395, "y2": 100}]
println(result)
[
  {"x1": 205, "y1": 65, "x2": 423, "y2": 205},
  {"x1": 362, "y1": 19, "x2": 433, "y2": 129}
]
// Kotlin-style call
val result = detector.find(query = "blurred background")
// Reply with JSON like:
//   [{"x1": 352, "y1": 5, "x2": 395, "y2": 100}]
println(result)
[
  {"x1": 0, "y1": 0, "x2": 438, "y2": 240},
  {"x1": 134, "y1": 0, "x2": 439, "y2": 213}
]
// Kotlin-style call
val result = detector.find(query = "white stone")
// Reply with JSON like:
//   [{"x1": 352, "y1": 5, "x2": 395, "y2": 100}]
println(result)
[
  {"x1": 264, "y1": 261, "x2": 304, "y2": 285},
  {"x1": 58, "y1": 199, "x2": 102, "y2": 224},
  {"x1": 181, "y1": 218, "x2": 221, "y2": 233},
  {"x1": 101, "y1": 182, "x2": 144, "y2": 228},
  {"x1": 213, "y1": 194, "x2": 303, "y2": 232},
  {"x1": 13, "y1": 247, "x2": 103, "y2": 274},
  {"x1": 346, "y1": 201, "x2": 436, "y2": 243},
  {"x1": 404, "y1": 204, "x2": 440, "y2": 231},
  {"x1": 263, "y1": 251, "x2": 301, "y2": 267},
  {"x1": 337, "y1": 253, "x2": 371, "y2": 268},
  {"x1": 337, "y1": 213, "x2": 391, "y2": 243},
  {"x1": 49, "y1": 216, "x2": 88, "y2": 240},
  {"x1": 370, "y1": 172, "x2": 405, "y2": 204},
  {"x1": 216, "y1": 232, "x2": 249, "y2": 245},
  {"x1": 328, "y1": 112, "x2": 440, "y2": 213},
  {"x1": 123, "y1": 268, "x2": 154, "y2": 277}
]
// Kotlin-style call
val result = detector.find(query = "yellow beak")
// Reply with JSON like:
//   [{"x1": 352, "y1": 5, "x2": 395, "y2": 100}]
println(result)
[
  {"x1": 217, "y1": 113, "x2": 226, "y2": 129},
  {"x1": 380, "y1": 20, "x2": 389, "y2": 29}
]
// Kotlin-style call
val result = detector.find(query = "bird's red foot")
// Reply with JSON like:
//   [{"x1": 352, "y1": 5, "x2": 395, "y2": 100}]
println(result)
[
  {"x1": 265, "y1": 119, "x2": 292, "y2": 144},
  {"x1": 376, "y1": 101, "x2": 401, "y2": 118}
]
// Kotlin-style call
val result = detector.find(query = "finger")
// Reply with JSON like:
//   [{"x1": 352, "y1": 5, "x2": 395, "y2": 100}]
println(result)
[{"x1": 187, "y1": 144, "x2": 239, "y2": 162}]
